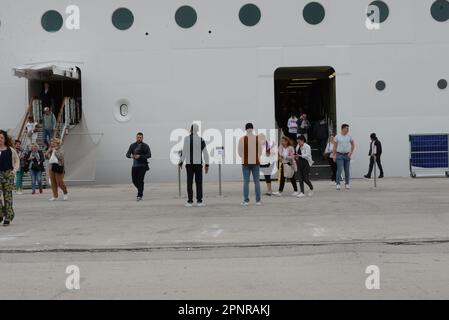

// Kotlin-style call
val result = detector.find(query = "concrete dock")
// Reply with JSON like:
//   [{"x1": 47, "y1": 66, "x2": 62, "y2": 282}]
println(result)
[{"x1": 1, "y1": 178, "x2": 448, "y2": 299}]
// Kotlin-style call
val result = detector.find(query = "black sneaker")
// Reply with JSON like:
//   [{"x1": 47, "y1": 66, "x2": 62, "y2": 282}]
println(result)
[
  {"x1": 364, "y1": 175, "x2": 371, "y2": 179},
  {"x1": 3, "y1": 220, "x2": 10, "y2": 226},
  {"x1": 378, "y1": 175, "x2": 384, "y2": 179}
]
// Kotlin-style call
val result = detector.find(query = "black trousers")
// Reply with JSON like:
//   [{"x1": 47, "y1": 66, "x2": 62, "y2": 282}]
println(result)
[
  {"x1": 328, "y1": 157, "x2": 337, "y2": 182},
  {"x1": 186, "y1": 164, "x2": 203, "y2": 203},
  {"x1": 132, "y1": 166, "x2": 147, "y2": 198},
  {"x1": 298, "y1": 161, "x2": 314, "y2": 193},
  {"x1": 279, "y1": 163, "x2": 298, "y2": 192},
  {"x1": 367, "y1": 155, "x2": 384, "y2": 177}
]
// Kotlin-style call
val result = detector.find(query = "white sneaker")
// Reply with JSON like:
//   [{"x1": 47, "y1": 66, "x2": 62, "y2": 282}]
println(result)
[
  {"x1": 49, "y1": 197, "x2": 58, "y2": 201},
  {"x1": 272, "y1": 192, "x2": 282, "y2": 197},
  {"x1": 308, "y1": 191, "x2": 314, "y2": 197},
  {"x1": 292, "y1": 192, "x2": 299, "y2": 197},
  {"x1": 345, "y1": 184, "x2": 351, "y2": 190},
  {"x1": 63, "y1": 194, "x2": 69, "y2": 201},
  {"x1": 336, "y1": 184, "x2": 341, "y2": 191},
  {"x1": 185, "y1": 203, "x2": 193, "y2": 207},
  {"x1": 297, "y1": 193, "x2": 306, "y2": 198},
  {"x1": 241, "y1": 201, "x2": 249, "y2": 206},
  {"x1": 197, "y1": 203, "x2": 206, "y2": 207},
  {"x1": 256, "y1": 202, "x2": 262, "y2": 206},
  {"x1": 329, "y1": 181, "x2": 336, "y2": 186}
]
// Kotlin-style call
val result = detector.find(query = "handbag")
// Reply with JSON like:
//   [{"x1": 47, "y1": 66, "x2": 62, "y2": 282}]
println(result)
[{"x1": 283, "y1": 163, "x2": 295, "y2": 178}]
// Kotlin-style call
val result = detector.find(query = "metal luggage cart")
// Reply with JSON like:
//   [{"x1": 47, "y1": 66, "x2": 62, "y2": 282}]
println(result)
[{"x1": 409, "y1": 134, "x2": 449, "y2": 178}]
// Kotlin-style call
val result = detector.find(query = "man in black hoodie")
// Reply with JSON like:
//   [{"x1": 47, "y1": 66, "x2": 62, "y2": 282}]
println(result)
[
  {"x1": 126, "y1": 132, "x2": 152, "y2": 201},
  {"x1": 364, "y1": 133, "x2": 384, "y2": 179}
]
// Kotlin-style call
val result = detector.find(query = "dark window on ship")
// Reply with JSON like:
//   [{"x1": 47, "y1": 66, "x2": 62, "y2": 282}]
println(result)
[
  {"x1": 303, "y1": 2, "x2": 326, "y2": 25},
  {"x1": 376, "y1": 80, "x2": 386, "y2": 91},
  {"x1": 239, "y1": 4, "x2": 261, "y2": 27},
  {"x1": 41, "y1": 10, "x2": 63, "y2": 32},
  {"x1": 112, "y1": 8, "x2": 134, "y2": 30},
  {"x1": 431, "y1": 0, "x2": 449, "y2": 22},
  {"x1": 438, "y1": 79, "x2": 448, "y2": 90},
  {"x1": 175, "y1": 6, "x2": 198, "y2": 29}
]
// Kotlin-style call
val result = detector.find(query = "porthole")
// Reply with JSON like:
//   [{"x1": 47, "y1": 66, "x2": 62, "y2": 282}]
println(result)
[
  {"x1": 175, "y1": 6, "x2": 197, "y2": 29},
  {"x1": 431, "y1": 0, "x2": 449, "y2": 22},
  {"x1": 114, "y1": 99, "x2": 132, "y2": 122},
  {"x1": 438, "y1": 79, "x2": 448, "y2": 90},
  {"x1": 303, "y1": 2, "x2": 326, "y2": 25},
  {"x1": 112, "y1": 8, "x2": 134, "y2": 31},
  {"x1": 367, "y1": 1, "x2": 390, "y2": 23},
  {"x1": 41, "y1": 10, "x2": 63, "y2": 33},
  {"x1": 239, "y1": 4, "x2": 261, "y2": 27},
  {"x1": 376, "y1": 80, "x2": 386, "y2": 91}
]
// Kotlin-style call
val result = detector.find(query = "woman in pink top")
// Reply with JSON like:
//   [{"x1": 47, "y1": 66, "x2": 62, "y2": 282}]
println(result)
[{"x1": 273, "y1": 136, "x2": 299, "y2": 196}]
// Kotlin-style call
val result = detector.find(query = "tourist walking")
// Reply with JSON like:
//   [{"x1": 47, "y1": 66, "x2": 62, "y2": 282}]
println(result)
[
  {"x1": 26, "y1": 144, "x2": 45, "y2": 195},
  {"x1": 14, "y1": 139, "x2": 26, "y2": 195},
  {"x1": 273, "y1": 137, "x2": 298, "y2": 197},
  {"x1": 333, "y1": 124, "x2": 355, "y2": 190},
  {"x1": 126, "y1": 132, "x2": 152, "y2": 201},
  {"x1": 238, "y1": 123, "x2": 262, "y2": 206},
  {"x1": 0, "y1": 130, "x2": 20, "y2": 226},
  {"x1": 179, "y1": 123, "x2": 210, "y2": 207},
  {"x1": 364, "y1": 133, "x2": 384, "y2": 179},
  {"x1": 45, "y1": 139, "x2": 69, "y2": 201},
  {"x1": 295, "y1": 135, "x2": 314, "y2": 197}
]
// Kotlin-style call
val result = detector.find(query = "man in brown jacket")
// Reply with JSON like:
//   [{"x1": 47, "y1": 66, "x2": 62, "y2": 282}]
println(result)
[{"x1": 238, "y1": 123, "x2": 262, "y2": 206}]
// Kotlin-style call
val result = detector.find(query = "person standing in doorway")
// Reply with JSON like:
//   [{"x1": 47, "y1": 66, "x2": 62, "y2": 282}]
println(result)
[
  {"x1": 287, "y1": 112, "x2": 299, "y2": 142},
  {"x1": 333, "y1": 124, "x2": 355, "y2": 191},
  {"x1": 298, "y1": 113, "x2": 311, "y2": 141},
  {"x1": 40, "y1": 82, "x2": 52, "y2": 111},
  {"x1": 45, "y1": 139, "x2": 68, "y2": 201},
  {"x1": 179, "y1": 123, "x2": 210, "y2": 207},
  {"x1": 238, "y1": 123, "x2": 262, "y2": 206},
  {"x1": 273, "y1": 137, "x2": 298, "y2": 197},
  {"x1": 0, "y1": 130, "x2": 20, "y2": 226},
  {"x1": 26, "y1": 144, "x2": 45, "y2": 195},
  {"x1": 42, "y1": 107, "x2": 56, "y2": 149},
  {"x1": 295, "y1": 135, "x2": 314, "y2": 198},
  {"x1": 314, "y1": 117, "x2": 329, "y2": 160},
  {"x1": 364, "y1": 133, "x2": 384, "y2": 179},
  {"x1": 324, "y1": 134, "x2": 337, "y2": 184},
  {"x1": 14, "y1": 140, "x2": 26, "y2": 195},
  {"x1": 126, "y1": 132, "x2": 152, "y2": 201}
]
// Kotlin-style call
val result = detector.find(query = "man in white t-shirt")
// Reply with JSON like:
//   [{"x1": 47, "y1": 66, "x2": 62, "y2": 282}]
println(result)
[
  {"x1": 287, "y1": 113, "x2": 298, "y2": 142},
  {"x1": 332, "y1": 124, "x2": 355, "y2": 190}
]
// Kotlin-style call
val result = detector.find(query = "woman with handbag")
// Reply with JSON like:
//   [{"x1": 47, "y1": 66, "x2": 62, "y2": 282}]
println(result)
[
  {"x1": 258, "y1": 133, "x2": 276, "y2": 196},
  {"x1": 273, "y1": 136, "x2": 299, "y2": 197},
  {"x1": 45, "y1": 139, "x2": 68, "y2": 201},
  {"x1": 26, "y1": 144, "x2": 45, "y2": 195},
  {"x1": 0, "y1": 130, "x2": 20, "y2": 226}
]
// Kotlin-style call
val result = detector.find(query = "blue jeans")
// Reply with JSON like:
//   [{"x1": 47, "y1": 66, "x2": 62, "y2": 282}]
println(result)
[
  {"x1": 336, "y1": 153, "x2": 351, "y2": 185},
  {"x1": 44, "y1": 128, "x2": 52, "y2": 145},
  {"x1": 30, "y1": 169, "x2": 42, "y2": 193},
  {"x1": 242, "y1": 165, "x2": 261, "y2": 203}
]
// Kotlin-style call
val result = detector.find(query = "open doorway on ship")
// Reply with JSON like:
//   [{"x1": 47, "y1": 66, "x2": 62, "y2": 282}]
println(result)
[{"x1": 274, "y1": 66, "x2": 336, "y2": 180}]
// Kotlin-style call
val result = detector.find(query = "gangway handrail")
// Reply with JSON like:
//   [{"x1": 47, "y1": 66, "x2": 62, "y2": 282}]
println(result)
[
  {"x1": 53, "y1": 97, "x2": 69, "y2": 141},
  {"x1": 17, "y1": 100, "x2": 33, "y2": 141}
]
